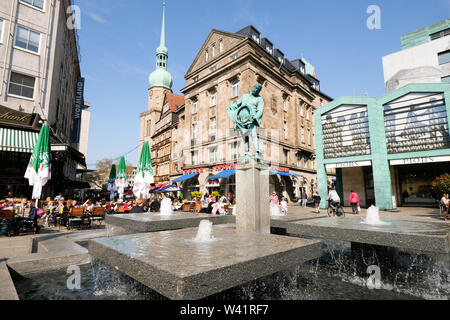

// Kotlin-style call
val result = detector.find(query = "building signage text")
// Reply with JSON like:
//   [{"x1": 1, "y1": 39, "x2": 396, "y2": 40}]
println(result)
[
  {"x1": 269, "y1": 166, "x2": 289, "y2": 173},
  {"x1": 184, "y1": 168, "x2": 204, "y2": 174},
  {"x1": 214, "y1": 163, "x2": 237, "y2": 171},
  {"x1": 70, "y1": 77, "x2": 85, "y2": 144},
  {"x1": 390, "y1": 156, "x2": 450, "y2": 166},
  {"x1": 0, "y1": 105, "x2": 33, "y2": 125},
  {"x1": 326, "y1": 161, "x2": 372, "y2": 169}
]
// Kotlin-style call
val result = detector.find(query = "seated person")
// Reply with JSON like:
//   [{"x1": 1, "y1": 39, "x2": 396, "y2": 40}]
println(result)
[
  {"x1": 123, "y1": 201, "x2": 132, "y2": 212},
  {"x1": 150, "y1": 199, "x2": 160, "y2": 212},
  {"x1": 199, "y1": 202, "x2": 214, "y2": 214},
  {"x1": 83, "y1": 200, "x2": 95, "y2": 215},
  {"x1": 130, "y1": 199, "x2": 145, "y2": 213},
  {"x1": 54, "y1": 201, "x2": 65, "y2": 226},
  {"x1": 24, "y1": 200, "x2": 40, "y2": 234},
  {"x1": 3, "y1": 198, "x2": 15, "y2": 209},
  {"x1": 42, "y1": 201, "x2": 56, "y2": 226},
  {"x1": 105, "y1": 201, "x2": 115, "y2": 214},
  {"x1": 114, "y1": 199, "x2": 124, "y2": 212}
]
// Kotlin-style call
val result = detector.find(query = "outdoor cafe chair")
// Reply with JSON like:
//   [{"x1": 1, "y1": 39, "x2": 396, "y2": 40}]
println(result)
[
  {"x1": 0, "y1": 209, "x2": 15, "y2": 237},
  {"x1": 67, "y1": 208, "x2": 91, "y2": 230},
  {"x1": 91, "y1": 207, "x2": 106, "y2": 226}
]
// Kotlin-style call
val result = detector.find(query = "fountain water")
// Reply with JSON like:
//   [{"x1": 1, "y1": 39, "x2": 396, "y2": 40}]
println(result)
[
  {"x1": 361, "y1": 206, "x2": 390, "y2": 226},
  {"x1": 194, "y1": 220, "x2": 215, "y2": 242},
  {"x1": 160, "y1": 197, "x2": 173, "y2": 216}
]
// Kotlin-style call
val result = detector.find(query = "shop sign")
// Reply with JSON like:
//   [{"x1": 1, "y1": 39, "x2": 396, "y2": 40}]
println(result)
[
  {"x1": 270, "y1": 166, "x2": 289, "y2": 173},
  {"x1": 184, "y1": 168, "x2": 204, "y2": 174},
  {"x1": 70, "y1": 77, "x2": 85, "y2": 144},
  {"x1": 0, "y1": 105, "x2": 33, "y2": 126},
  {"x1": 326, "y1": 161, "x2": 372, "y2": 169},
  {"x1": 390, "y1": 156, "x2": 450, "y2": 166},
  {"x1": 214, "y1": 163, "x2": 237, "y2": 171}
]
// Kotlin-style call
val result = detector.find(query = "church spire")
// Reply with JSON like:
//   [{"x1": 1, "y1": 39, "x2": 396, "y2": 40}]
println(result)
[
  {"x1": 156, "y1": 1, "x2": 168, "y2": 66},
  {"x1": 149, "y1": 2, "x2": 173, "y2": 90},
  {"x1": 160, "y1": 2, "x2": 166, "y2": 49}
]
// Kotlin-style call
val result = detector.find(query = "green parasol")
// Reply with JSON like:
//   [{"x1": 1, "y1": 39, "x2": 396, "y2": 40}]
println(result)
[
  {"x1": 24, "y1": 124, "x2": 51, "y2": 200},
  {"x1": 115, "y1": 156, "x2": 128, "y2": 199},
  {"x1": 133, "y1": 141, "x2": 154, "y2": 199}
]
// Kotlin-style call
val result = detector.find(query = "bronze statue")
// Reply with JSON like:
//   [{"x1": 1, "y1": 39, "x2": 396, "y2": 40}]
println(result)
[{"x1": 226, "y1": 83, "x2": 264, "y2": 164}]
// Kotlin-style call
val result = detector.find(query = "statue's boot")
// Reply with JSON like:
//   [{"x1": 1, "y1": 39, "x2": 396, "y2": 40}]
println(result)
[
  {"x1": 254, "y1": 152, "x2": 263, "y2": 163},
  {"x1": 242, "y1": 153, "x2": 251, "y2": 164}
]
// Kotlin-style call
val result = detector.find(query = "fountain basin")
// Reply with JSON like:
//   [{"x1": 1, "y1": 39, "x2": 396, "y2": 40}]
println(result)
[
  {"x1": 88, "y1": 225, "x2": 322, "y2": 300},
  {"x1": 106, "y1": 213, "x2": 235, "y2": 235},
  {"x1": 286, "y1": 218, "x2": 450, "y2": 254}
]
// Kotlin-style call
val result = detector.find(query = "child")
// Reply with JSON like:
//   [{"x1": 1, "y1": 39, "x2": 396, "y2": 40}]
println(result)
[{"x1": 280, "y1": 197, "x2": 288, "y2": 216}]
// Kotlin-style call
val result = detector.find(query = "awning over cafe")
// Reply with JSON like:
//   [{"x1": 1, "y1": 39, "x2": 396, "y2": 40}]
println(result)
[
  {"x1": 208, "y1": 169, "x2": 236, "y2": 180},
  {"x1": 0, "y1": 127, "x2": 38, "y2": 153},
  {"x1": 172, "y1": 173, "x2": 199, "y2": 183},
  {"x1": 270, "y1": 170, "x2": 303, "y2": 178}
]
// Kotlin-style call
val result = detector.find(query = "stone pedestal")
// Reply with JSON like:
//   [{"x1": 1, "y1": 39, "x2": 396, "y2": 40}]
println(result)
[{"x1": 236, "y1": 163, "x2": 270, "y2": 234}]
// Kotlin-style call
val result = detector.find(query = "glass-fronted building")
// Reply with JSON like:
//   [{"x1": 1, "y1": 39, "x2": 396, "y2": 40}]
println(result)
[{"x1": 314, "y1": 83, "x2": 450, "y2": 210}]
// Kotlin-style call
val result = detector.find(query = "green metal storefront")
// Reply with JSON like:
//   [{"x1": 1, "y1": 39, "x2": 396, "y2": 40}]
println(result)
[{"x1": 314, "y1": 83, "x2": 450, "y2": 210}]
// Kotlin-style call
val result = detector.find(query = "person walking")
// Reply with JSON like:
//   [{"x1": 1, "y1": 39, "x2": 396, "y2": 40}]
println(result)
[
  {"x1": 301, "y1": 192, "x2": 308, "y2": 207},
  {"x1": 349, "y1": 190, "x2": 360, "y2": 214},
  {"x1": 269, "y1": 192, "x2": 281, "y2": 216},
  {"x1": 280, "y1": 197, "x2": 288, "y2": 216},
  {"x1": 313, "y1": 191, "x2": 321, "y2": 214}
]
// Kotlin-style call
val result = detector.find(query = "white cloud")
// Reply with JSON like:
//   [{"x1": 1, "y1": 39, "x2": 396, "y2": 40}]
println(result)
[{"x1": 86, "y1": 11, "x2": 108, "y2": 24}]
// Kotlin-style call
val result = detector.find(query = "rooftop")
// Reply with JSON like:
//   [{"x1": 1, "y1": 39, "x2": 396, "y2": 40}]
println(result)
[
  {"x1": 400, "y1": 18, "x2": 450, "y2": 50},
  {"x1": 165, "y1": 92, "x2": 185, "y2": 112},
  {"x1": 235, "y1": 25, "x2": 322, "y2": 90}
]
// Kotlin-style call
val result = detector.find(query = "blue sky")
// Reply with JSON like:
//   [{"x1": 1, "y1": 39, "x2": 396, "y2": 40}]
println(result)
[{"x1": 74, "y1": 0, "x2": 450, "y2": 168}]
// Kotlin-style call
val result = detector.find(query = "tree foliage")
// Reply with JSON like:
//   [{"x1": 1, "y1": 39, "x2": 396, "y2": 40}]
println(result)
[
  {"x1": 432, "y1": 173, "x2": 450, "y2": 196},
  {"x1": 82, "y1": 158, "x2": 137, "y2": 191}
]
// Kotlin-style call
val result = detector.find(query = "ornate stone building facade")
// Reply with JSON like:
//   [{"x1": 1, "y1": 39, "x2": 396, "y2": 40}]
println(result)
[{"x1": 174, "y1": 26, "x2": 334, "y2": 201}]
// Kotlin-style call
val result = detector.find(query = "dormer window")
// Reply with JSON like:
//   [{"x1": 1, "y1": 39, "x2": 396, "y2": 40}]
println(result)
[
  {"x1": 252, "y1": 34, "x2": 260, "y2": 43},
  {"x1": 266, "y1": 46, "x2": 273, "y2": 54}
]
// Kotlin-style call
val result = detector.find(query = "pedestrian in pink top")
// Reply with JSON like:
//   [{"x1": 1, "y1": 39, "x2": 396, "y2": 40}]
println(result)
[{"x1": 349, "y1": 190, "x2": 360, "y2": 214}]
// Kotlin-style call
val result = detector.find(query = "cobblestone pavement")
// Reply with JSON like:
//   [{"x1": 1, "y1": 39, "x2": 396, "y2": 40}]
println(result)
[{"x1": 287, "y1": 203, "x2": 448, "y2": 224}]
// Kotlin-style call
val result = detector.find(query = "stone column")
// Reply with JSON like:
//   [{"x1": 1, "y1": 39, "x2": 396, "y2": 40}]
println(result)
[{"x1": 235, "y1": 163, "x2": 270, "y2": 234}]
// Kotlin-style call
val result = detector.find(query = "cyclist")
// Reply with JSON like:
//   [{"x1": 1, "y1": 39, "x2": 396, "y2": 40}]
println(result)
[{"x1": 327, "y1": 188, "x2": 341, "y2": 215}]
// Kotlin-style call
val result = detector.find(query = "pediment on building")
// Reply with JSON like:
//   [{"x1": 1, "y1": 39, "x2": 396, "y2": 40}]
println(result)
[{"x1": 185, "y1": 29, "x2": 246, "y2": 77}]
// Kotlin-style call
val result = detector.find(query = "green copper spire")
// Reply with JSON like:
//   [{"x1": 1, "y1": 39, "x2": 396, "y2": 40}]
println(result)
[
  {"x1": 149, "y1": 2, "x2": 173, "y2": 89},
  {"x1": 158, "y1": 2, "x2": 166, "y2": 53}
]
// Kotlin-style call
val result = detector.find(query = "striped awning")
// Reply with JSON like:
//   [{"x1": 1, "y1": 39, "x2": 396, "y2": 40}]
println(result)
[{"x1": 0, "y1": 127, "x2": 38, "y2": 153}]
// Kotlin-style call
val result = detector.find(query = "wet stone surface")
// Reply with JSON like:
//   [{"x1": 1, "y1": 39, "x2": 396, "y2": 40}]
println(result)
[
  {"x1": 89, "y1": 225, "x2": 322, "y2": 300},
  {"x1": 106, "y1": 213, "x2": 235, "y2": 234},
  {"x1": 286, "y1": 217, "x2": 450, "y2": 254}
]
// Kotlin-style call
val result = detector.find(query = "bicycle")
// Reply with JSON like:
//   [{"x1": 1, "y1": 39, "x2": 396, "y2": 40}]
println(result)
[{"x1": 327, "y1": 201, "x2": 345, "y2": 217}]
